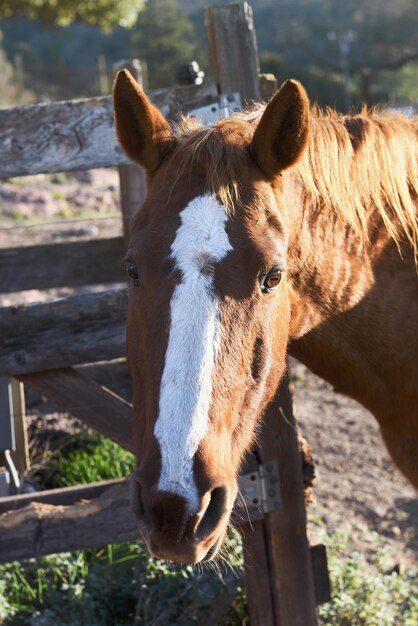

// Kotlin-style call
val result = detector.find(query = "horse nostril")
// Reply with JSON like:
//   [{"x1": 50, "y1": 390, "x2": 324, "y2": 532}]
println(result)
[
  {"x1": 131, "y1": 478, "x2": 151, "y2": 532},
  {"x1": 195, "y1": 486, "x2": 227, "y2": 541}
]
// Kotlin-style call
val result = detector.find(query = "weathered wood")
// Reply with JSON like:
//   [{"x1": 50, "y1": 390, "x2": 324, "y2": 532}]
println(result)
[
  {"x1": 9, "y1": 378, "x2": 29, "y2": 473},
  {"x1": 0, "y1": 237, "x2": 125, "y2": 294},
  {"x1": 0, "y1": 470, "x2": 9, "y2": 497},
  {"x1": 241, "y1": 522, "x2": 275, "y2": 626},
  {"x1": 256, "y1": 372, "x2": 318, "y2": 626},
  {"x1": 0, "y1": 82, "x2": 217, "y2": 179},
  {"x1": 205, "y1": 2, "x2": 260, "y2": 103},
  {"x1": 259, "y1": 73, "x2": 278, "y2": 101},
  {"x1": 112, "y1": 60, "x2": 147, "y2": 242},
  {"x1": 19, "y1": 367, "x2": 134, "y2": 452},
  {"x1": 0, "y1": 480, "x2": 139, "y2": 562},
  {"x1": 0, "y1": 378, "x2": 14, "y2": 451},
  {"x1": 0, "y1": 287, "x2": 126, "y2": 376},
  {"x1": 0, "y1": 479, "x2": 262, "y2": 563},
  {"x1": 0, "y1": 478, "x2": 124, "y2": 514},
  {"x1": 311, "y1": 544, "x2": 331, "y2": 605}
]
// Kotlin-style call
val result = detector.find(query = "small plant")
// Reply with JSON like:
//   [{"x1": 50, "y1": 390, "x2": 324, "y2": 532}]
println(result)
[
  {"x1": 49, "y1": 173, "x2": 68, "y2": 185},
  {"x1": 36, "y1": 431, "x2": 136, "y2": 488},
  {"x1": 317, "y1": 529, "x2": 418, "y2": 626},
  {"x1": 3, "y1": 430, "x2": 415, "y2": 625},
  {"x1": 0, "y1": 544, "x2": 140, "y2": 626},
  {"x1": 5, "y1": 209, "x2": 25, "y2": 221},
  {"x1": 51, "y1": 190, "x2": 67, "y2": 201}
]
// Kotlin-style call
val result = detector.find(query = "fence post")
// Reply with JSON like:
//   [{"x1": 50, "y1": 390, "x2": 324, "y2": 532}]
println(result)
[
  {"x1": 205, "y1": 4, "x2": 318, "y2": 625},
  {"x1": 9, "y1": 379, "x2": 28, "y2": 475},
  {"x1": 0, "y1": 377, "x2": 28, "y2": 493},
  {"x1": 112, "y1": 59, "x2": 147, "y2": 244},
  {"x1": 205, "y1": 2, "x2": 260, "y2": 104}
]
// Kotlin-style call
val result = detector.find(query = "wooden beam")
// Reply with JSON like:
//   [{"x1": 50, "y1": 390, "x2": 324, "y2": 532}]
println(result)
[
  {"x1": 0, "y1": 288, "x2": 126, "y2": 376},
  {"x1": 19, "y1": 367, "x2": 134, "y2": 452},
  {"x1": 0, "y1": 82, "x2": 217, "y2": 179},
  {"x1": 0, "y1": 478, "x2": 124, "y2": 514},
  {"x1": 9, "y1": 378, "x2": 29, "y2": 473},
  {"x1": 205, "y1": 2, "x2": 261, "y2": 103},
  {"x1": 259, "y1": 73, "x2": 278, "y2": 101},
  {"x1": 0, "y1": 378, "x2": 14, "y2": 450},
  {"x1": 0, "y1": 237, "x2": 125, "y2": 294},
  {"x1": 240, "y1": 522, "x2": 275, "y2": 626},
  {"x1": 0, "y1": 480, "x2": 139, "y2": 562},
  {"x1": 112, "y1": 59, "x2": 147, "y2": 243},
  {"x1": 0, "y1": 479, "x2": 263, "y2": 563},
  {"x1": 255, "y1": 373, "x2": 318, "y2": 626}
]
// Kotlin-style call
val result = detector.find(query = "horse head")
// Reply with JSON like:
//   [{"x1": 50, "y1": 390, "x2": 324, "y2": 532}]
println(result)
[{"x1": 113, "y1": 70, "x2": 310, "y2": 563}]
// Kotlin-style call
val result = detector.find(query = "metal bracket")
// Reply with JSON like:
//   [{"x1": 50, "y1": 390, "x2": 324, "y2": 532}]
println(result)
[
  {"x1": 238, "y1": 460, "x2": 281, "y2": 514},
  {"x1": 188, "y1": 92, "x2": 241, "y2": 125}
]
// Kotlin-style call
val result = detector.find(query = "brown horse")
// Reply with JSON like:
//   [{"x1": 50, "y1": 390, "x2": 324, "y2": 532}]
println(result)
[{"x1": 113, "y1": 69, "x2": 418, "y2": 564}]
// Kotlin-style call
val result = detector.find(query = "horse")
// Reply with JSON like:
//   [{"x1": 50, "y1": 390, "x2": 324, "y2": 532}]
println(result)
[{"x1": 113, "y1": 69, "x2": 418, "y2": 564}]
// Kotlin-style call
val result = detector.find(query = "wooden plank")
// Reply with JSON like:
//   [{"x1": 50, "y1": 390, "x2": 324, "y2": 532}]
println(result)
[
  {"x1": 0, "y1": 237, "x2": 125, "y2": 294},
  {"x1": 257, "y1": 372, "x2": 318, "y2": 626},
  {"x1": 311, "y1": 544, "x2": 331, "y2": 605},
  {"x1": 205, "y1": 2, "x2": 261, "y2": 103},
  {"x1": 0, "y1": 287, "x2": 126, "y2": 376},
  {"x1": 0, "y1": 470, "x2": 9, "y2": 497},
  {"x1": 240, "y1": 522, "x2": 275, "y2": 626},
  {"x1": 259, "y1": 73, "x2": 278, "y2": 101},
  {"x1": 0, "y1": 481, "x2": 262, "y2": 563},
  {"x1": 113, "y1": 59, "x2": 147, "y2": 242},
  {"x1": 0, "y1": 377, "x2": 14, "y2": 450},
  {"x1": 19, "y1": 367, "x2": 134, "y2": 452},
  {"x1": 0, "y1": 82, "x2": 217, "y2": 179},
  {"x1": 0, "y1": 478, "x2": 124, "y2": 514},
  {"x1": 9, "y1": 378, "x2": 29, "y2": 473},
  {"x1": 0, "y1": 480, "x2": 139, "y2": 562}
]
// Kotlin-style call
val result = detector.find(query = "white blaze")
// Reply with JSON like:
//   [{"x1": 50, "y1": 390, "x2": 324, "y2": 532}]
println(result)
[{"x1": 154, "y1": 194, "x2": 232, "y2": 508}]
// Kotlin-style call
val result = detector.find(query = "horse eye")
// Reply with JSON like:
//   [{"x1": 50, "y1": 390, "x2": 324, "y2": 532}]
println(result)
[
  {"x1": 125, "y1": 260, "x2": 140, "y2": 283},
  {"x1": 260, "y1": 267, "x2": 282, "y2": 293}
]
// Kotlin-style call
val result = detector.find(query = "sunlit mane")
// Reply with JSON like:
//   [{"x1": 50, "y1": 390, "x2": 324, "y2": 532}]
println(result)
[{"x1": 174, "y1": 105, "x2": 418, "y2": 260}]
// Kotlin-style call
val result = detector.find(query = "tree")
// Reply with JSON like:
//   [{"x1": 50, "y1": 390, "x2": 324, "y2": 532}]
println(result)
[
  {"x1": 0, "y1": 0, "x2": 144, "y2": 31},
  {"x1": 254, "y1": 0, "x2": 418, "y2": 107},
  {"x1": 130, "y1": 0, "x2": 200, "y2": 88},
  {"x1": 0, "y1": 31, "x2": 18, "y2": 106}
]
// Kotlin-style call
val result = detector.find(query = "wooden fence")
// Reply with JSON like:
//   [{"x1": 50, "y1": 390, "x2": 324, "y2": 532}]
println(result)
[{"x1": 0, "y1": 4, "x2": 329, "y2": 625}]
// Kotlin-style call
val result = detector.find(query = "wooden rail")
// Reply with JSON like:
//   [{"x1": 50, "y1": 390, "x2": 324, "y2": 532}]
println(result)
[
  {"x1": 0, "y1": 288, "x2": 126, "y2": 376},
  {"x1": 0, "y1": 82, "x2": 217, "y2": 179},
  {"x1": 0, "y1": 237, "x2": 125, "y2": 294}
]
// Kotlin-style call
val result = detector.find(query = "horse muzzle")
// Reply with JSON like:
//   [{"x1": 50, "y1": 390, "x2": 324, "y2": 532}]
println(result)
[{"x1": 131, "y1": 474, "x2": 235, "y2": 563}]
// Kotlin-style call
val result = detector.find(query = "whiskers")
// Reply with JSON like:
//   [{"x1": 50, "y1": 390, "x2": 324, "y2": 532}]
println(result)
[{"x1": 235, "y1": 489, "x2": 253, "y2": 529}]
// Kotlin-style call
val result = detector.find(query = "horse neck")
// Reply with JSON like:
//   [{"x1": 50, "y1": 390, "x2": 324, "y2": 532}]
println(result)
[{"x1": 282, "y1": 172, "x2": 379, "y2": 340}]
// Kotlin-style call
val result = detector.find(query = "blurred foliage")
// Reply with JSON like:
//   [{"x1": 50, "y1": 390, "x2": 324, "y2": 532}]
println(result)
[
  {"x1": 0, "y1": 0, "x2": 417, "y2": 107},
  {"x1": 252, "y1": 0, "x2": 418, "y2": 107},
  {"x1": 317, "y1": 528, "x2": 418, "y2": 625},
  {"x1": 0, "y1": 0, "x2": 144, "y2": 30},
  {"x1": 0, "y1": 31, "x2": 16, "y2": 105},
  {"x1": 130, "y1": 0, "x2": 201, "y2": 89}
]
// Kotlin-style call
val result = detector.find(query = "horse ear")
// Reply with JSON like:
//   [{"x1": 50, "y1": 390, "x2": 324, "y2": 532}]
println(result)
[
  {"x1": 113, "y1": 69, "x2": 176, "y2": 171},
  {"x1": 249, "y1": 79, "x2": 310, "y2": 178}
]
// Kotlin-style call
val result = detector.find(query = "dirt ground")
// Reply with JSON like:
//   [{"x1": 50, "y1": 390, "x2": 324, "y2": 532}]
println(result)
[
  {"x1": 291, "y1": 359, "x2": 418, "y2": 569},
  {"x1": 1, "y1": 169, "x2": 417, "y2": 572}
]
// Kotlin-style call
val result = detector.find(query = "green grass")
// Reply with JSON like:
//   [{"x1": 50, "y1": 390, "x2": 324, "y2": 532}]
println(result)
[
  {"x1": 42, "y1": 432, "x2": 136, "y2": 487},
  {"x1": 32, "y1": 429, "x2": 135, "y2": 489},
  {"x1": 4, "y1": 209, "x2": 26, "y2": 222},
  {"x1": 0, "y1": 536, "x2": 246, "y2": 626},
  {"x1": 1, "y1": 432, "x2": 416, "y2": 625}
]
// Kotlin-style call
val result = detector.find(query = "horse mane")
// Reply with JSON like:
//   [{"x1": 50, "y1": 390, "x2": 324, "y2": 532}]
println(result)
[{"x1": 174, "y1": 104, "x2": 418, "y2": 259}]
